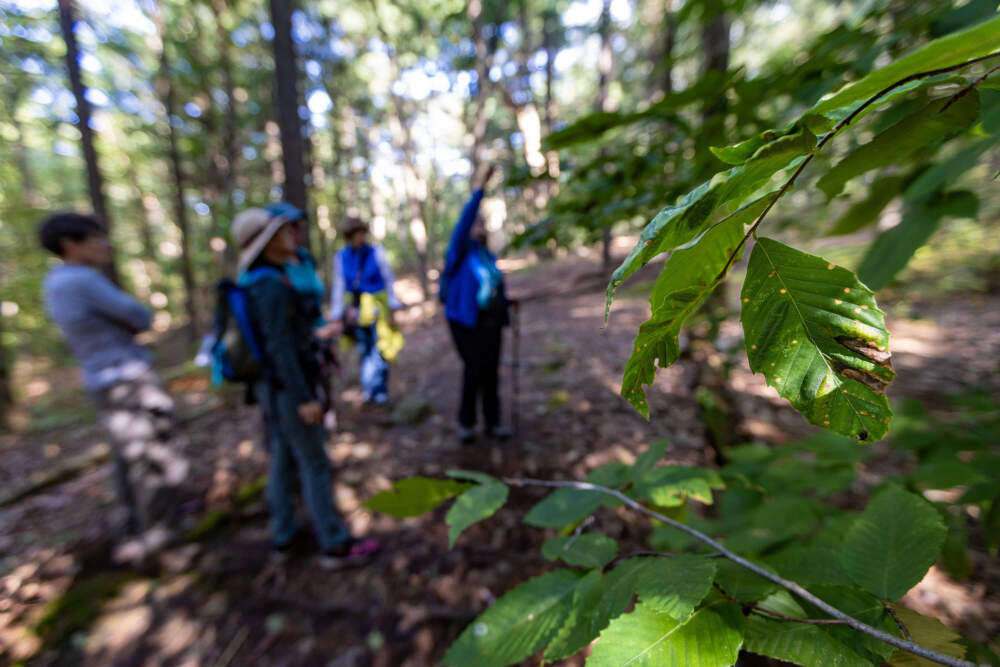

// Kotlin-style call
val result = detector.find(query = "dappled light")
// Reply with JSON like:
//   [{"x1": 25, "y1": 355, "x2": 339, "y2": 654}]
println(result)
[{"x1": 2, "y1": 0, "x2": 999, "y2": 664}]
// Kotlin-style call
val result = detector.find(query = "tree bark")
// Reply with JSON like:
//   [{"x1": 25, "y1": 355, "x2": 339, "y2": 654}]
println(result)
[
  {"x1": 659, "y1": 0, "x2": 677, "y2": 96},
  {"x1": 542, "y1": 9, "x2": 561, "y2": 184},
  {"x1": 269, "y1": 0, "x2": 309, "y2": 241},
  {"x1": 598, "y1": 0, "x2": 614, "y2": 272},
  {"x1": 369, "y1": 0, "x2": 431, "y2": 299},
  {"x1": 210, "y1": 0, "x2": 239, "y2": 273},
  {"x1": 154, "y1": 0, "x2": 199, "y2": 341},
  {"x1": 467, "y1": 0, "x2": 494, "y2": 179},
  {"x1": 0, "y1": 313, "x2": 12, "y2": 425},
  {"x1": 57, "y1": 0, "x2": 118, "y2": 284}
]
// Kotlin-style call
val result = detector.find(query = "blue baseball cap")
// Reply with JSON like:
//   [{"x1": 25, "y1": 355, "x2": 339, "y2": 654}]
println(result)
[{"x1": 265, "y1": 202, "x2": 306, "y2": 224}]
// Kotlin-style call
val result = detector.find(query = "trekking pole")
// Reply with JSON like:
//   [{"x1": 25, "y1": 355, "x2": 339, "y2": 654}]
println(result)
[{"x1": 510, "y1": 300, "x2": 520, "y2": 437}]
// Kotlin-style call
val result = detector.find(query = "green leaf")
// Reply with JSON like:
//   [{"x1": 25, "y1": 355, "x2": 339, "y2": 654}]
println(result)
[
  {"x1": 938, "y1": 509, "x2": 972, "y2": 581},
  {"x1": 817, "y1": 93, "x2": 980, "y2": 199},
  {"x1": 827, "y1": 174, "x2": 907, "y2": 236},
  {"x1": 745, "y1": 592, "x2": 872, "y2": 667},
  {"x1": 983, "y1": 498, "x2": 1000, "y2": 557},
  {"x1": 808, "y1": 15, "x2": 1000, "y2": 118},
  {"x1": 842, "y1": 485, "x2": 947, "y2": 601},
  {"x1": 524, "y1": 487, "x2": 606, "y2": 528},
  {"x1": 607, "y1": 129, "x2": 815, "y2": 314},
  {"x1": 545, "y1": 561, "x2": 642, "y2": 661},
  {"x1": 634, "y1": 465, "x2": 725, "y2": 507},
  {"x1": 542, "y1": 534, "x2": 618, "y2": 568},
  {"x1": 903, "y1": 137, "x2": 995, "y2": 206},
  {"x1": 631, "y1": 555, "x2": 717, "y2": 621},
  {"x1": 364, "y1": 477, "x2": 472, "y2": 518},
  {"x1": 587, "y1": 462, "x2": 632, "y2": 490},
  {"x1": 443, "y1": 569, "x2": 583, "y2": 667},
  {"x1": 588, "y1": 601, "x2": 744, "y2": 667},
  {"x1": 630, "y1": 439, "x2": 671, "y2": 484},
  {"x1": 857, "y1": 205, "x2": 943, "y2": 290},
  {"x1": 714, "y1": 559, "x2": 781, "y2": 602},
  {"x1": 446, "y1": 469, "x2": 500, "y2": 485},
  {"x1": 887, "y1": 604, "x2": 967, "y2": 666},
  {"x1": 802, "y1": 585, "x2": 901, "y2": 664},
  {"x1": 741, "y1": 238, "x2": 895, "y2": 441},
  {"x1": 723, "y1": 496, "x2": 821, "y2": 554},
  {"x1": 620, "y1": 195, "x2": 769, "y2": 417},
  {"x1": 446, "y1": 482, "x2": 509, "y2": 548}
]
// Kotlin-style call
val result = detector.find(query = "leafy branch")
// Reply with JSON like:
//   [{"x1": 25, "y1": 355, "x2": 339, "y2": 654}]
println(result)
[
  {"x1": 502, "y1": 476, "x2": 975, "y2": 667},
  {"x1": 717, "y1": 50, "x2": 1000, "y2": 280}
]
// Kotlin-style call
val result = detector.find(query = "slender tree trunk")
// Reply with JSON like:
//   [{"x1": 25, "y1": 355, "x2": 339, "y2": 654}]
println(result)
[
  {"x1": 210, "y1": 0, "x2": 239, "y2": 272},
  {"x1": 598, "y1": 0, "x2": 614, "y2": 272},
  {"x1": 369, "y1": 0, "x2": 431, "y2": 299},
  {"x1": 154, "y1": 1, "x2": 198, "y2": 342},
  {"x1": 660, "y1": 0, "x2": 677, "y2": 96},
  {"x1": 542, "y1": 10, "x2": 561, "y2": 185},
  {"x1": 0, "y1": 313, "x2": 12, "y2": 425},
  {"x1": 467, "y1": 0, "x2": 493, "y2": 178},
  {"x1": 57, "y1": 0, "x2": 118, "y2": 283},
  {"x1": 269, "y1": 0, "x2": 309, "y2": 239},
  {"x1": 11, "y1": 117, "x2": 37, "y2": 205}
]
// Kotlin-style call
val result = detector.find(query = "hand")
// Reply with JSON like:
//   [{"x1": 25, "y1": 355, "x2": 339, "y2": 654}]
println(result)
[
  {"x1": 315, "y1": 321, "x2": 340, "y2": 340},
  {"x1": 477, "y1": 164, "x2": 497, "y2": 191},
  {"x1": 298, "y1": 401, "x2": 323, "y2": 425}
]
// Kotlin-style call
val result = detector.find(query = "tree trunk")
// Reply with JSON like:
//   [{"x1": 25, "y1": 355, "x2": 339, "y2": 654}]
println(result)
[
  {"x1": 370, "y1": 0, "x2": 431, "y2": 300},
  {"x1": 700, "y1": 3, "x2": 730, "y2": 123},
  {"x1": 210, "y1": 0, "x2": 239, "y2": 273},
  {"x1": 467, "y1": 0, "x2": 493, "y2": 178},
  {"x1": 659, "y1": 0, "x2": 677, "y2": 96},
  {"x1": 542, "y1": 10, "x2": 561, "y2": 184},
  {"x1": 0, "y1": 313, "x2": 12, "y2": 425},
  {"x1": 57, "y1": 0, "x2": 118, "y2": 284},
  {"x1": 154, "y1": 1, "x2": 199, "y2": 342},
  {"x1": 598, "y1": 0, "x2": 614, "y2": 273},
  {"x1": 11, "y1": 117, "x2": 37, "y2": 205},
  {"x1": 269, "y1": 0, "x2": 309, "y2": 239}
]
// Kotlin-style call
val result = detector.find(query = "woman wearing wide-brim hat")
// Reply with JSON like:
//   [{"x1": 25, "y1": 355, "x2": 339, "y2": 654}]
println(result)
[
  {"x1": 230, "y1": 208, "x2": 378, "y2": 565},
  {"x1": 330, "y1": 215, "x2": 403, "y2": 406}
]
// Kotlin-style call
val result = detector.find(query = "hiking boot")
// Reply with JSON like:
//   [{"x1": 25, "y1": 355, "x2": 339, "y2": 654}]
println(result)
[
  {"x1": 318, "y1": 538, "x2": 380, "y2": 570},
  {"x1": 457, "y1": 424, "x2": 476, "y2": 445},
  {"x1": 486, "y1": 425, "x2": 511, "y2": 441}
]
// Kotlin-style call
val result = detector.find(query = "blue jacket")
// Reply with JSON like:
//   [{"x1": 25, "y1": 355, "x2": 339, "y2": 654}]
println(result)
[{"x1": 443, "y1": 189, "x2": 509, "y2": 328}]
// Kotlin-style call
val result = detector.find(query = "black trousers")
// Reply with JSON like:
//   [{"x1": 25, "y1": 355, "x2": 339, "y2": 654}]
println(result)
[{"x1": 449, "y1": 320, "x2": 503, "y2": 429}]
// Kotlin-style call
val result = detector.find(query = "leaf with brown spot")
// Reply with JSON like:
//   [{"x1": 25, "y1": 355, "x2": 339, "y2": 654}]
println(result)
[{"x1": 741, "y1": 238, "x2": 895, "y2": 441}]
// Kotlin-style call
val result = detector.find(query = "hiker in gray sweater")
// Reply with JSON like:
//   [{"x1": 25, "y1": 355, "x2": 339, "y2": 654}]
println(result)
[{"x1": 40, "y1": 212, "x2": 190, "y2": 551}]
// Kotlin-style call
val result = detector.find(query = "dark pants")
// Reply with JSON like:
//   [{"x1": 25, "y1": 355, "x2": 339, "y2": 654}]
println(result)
[{"x1": 449, "y1": 320, "x2": 502, "y2": 429}]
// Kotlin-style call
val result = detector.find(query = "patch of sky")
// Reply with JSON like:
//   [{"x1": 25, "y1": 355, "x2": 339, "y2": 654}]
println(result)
[
  {"x1": 53, "y1": 140, "x2": 74, "y2": 156},
  {"x1": 194, "y1": 202, "x2": 210, "y2": 216},
  {"x1": 184, "y1": 102, "x2": 202, "y2": 118},
  {"x1": 85, "y1": 87, "x2": 109, "y2": 107},
  {"x1": 231, "y1": 25, "x2": 255, "y2": 47},
  {"x1": 260, "y1": 22, "x2": 275, "y2": 41},
  {"x1": 297, "y1": 105, "x2": 310, "y2": 121},
  {"x1": 307, "y1": 89, "x2": 332, "y2": 114},
  {"x1": 305, "y1": 60, "x2": 322, "y2": 78},
  {"x1": 20, "y1": 56, "x2": 44, "y2": 75}
]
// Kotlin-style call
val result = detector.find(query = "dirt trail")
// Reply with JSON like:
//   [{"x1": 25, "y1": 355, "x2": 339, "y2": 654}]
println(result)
[{"x1": 1, "y1": 247, "x2": 998, "y2": 665}]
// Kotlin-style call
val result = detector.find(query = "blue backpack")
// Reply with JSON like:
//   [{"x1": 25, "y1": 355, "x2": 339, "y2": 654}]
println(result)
[{"x1": 210, "y1": 267, "x2": 281, "y2": 384}]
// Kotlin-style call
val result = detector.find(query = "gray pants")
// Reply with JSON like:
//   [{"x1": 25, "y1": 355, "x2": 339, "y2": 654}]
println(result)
[
  {"x1": 95, "y1": 370, "x2": 190, "y2": 533},
  {"x1": 254, "y1": 380, "x2": 349, "y2": 552}
]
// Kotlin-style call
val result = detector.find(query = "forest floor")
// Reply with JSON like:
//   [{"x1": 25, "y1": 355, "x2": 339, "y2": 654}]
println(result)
[{"x1": 1, "y1": 241, "x2": 999, "y2": 666}]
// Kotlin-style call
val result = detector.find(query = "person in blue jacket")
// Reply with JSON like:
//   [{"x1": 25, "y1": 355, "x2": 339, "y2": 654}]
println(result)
[{"x1": 442, "y1": 165, "x2": 510, "y2": 443}]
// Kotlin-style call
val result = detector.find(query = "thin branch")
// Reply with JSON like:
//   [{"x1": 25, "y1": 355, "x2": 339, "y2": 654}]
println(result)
[
  {"x1": 886, "y1": 604, "x2": 915, "y2": 642},
  {"x1": 751, "y1": 607, "x2": 849, "y2": 625},
  {"x1": 502, "y1": 477, "x2": 976, "y2": 667},
  {"x1": 941, "y1": 61, "x2": 1000, "y2": 111},
  {"x1": 716, "y1": 50, "x2": 1000, "y2": 280}
]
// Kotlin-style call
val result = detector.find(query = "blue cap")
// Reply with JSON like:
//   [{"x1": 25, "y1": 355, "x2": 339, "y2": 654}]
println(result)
[{"x1": 265, "y1": 202, "x2": 306, "y2": 224}]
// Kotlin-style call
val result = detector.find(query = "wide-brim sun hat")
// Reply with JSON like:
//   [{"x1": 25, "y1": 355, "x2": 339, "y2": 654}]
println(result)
[{"x1": 232, "y1": 208, "x2": 289, "y2": 273}]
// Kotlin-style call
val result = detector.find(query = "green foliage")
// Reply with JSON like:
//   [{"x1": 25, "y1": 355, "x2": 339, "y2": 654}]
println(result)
[
  {"x1": 816, "y1": 93, "x2": 980, "y2": 199},
  {"x1": 587, "y1": 601, "x2": 744, "y2": 667},
  {"x1": 841, "y1": 486, "x2": 947, "y2": 601},
  {"x1": 363, "y1": 477, "x2": 471, "y2": 518},
  {"x1": 633, "y1": 465, "x2": 724, "y2": 507},
  {"x1": 744, "y1": 592, "x2": 870, "y2": 667},
  {"x1": 543, "y1": 562, "x2": 636, "y2": 661},
  {"x1": 446, "y1": 482, "x2": 508, "y2": 547},
  {"x1": 630, "y1": 555, "x2": 716, "y2": 621},
  {"x1": 620, "y1": 197, "x2": 766, "y2": 417},
  {"x1": 541, "y1": 534, "x2": 617, "y2": 568},
  {"x1": 887, "y1": 604, "x2": 967, "y2": 666},
  {"x1": 827, "y1": 174, "x2": 907, "y2": 236},
  {"x1": 741, "y1": 239, "x2": 894, "y2": 441},
  {"x1": 442, "y1": 569, "x2": 582, "y2": 667}
]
